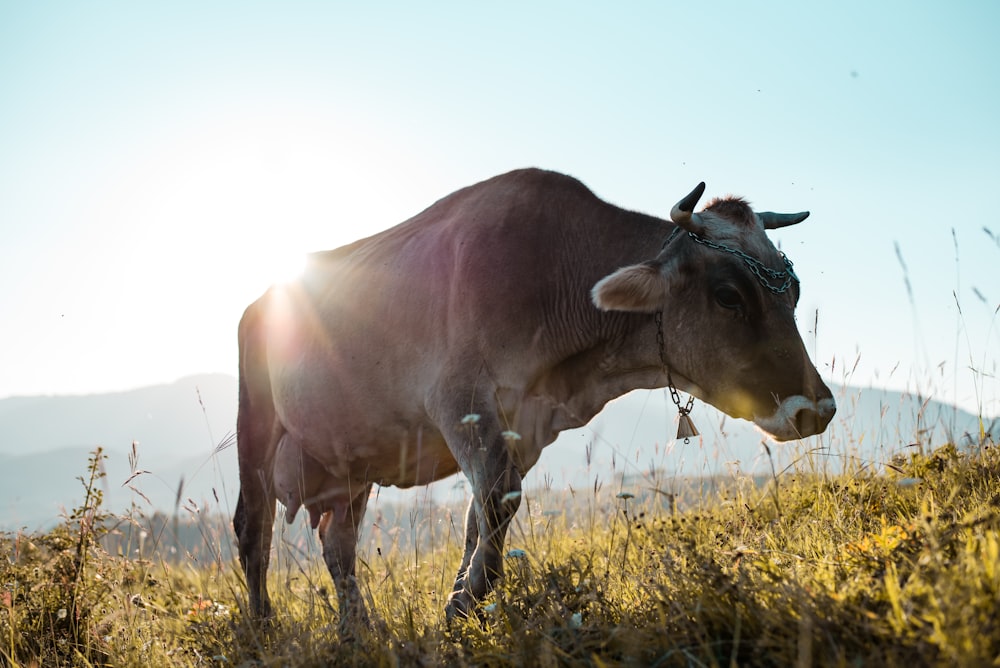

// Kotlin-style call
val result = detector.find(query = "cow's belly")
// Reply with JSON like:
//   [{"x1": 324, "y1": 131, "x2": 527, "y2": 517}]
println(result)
[
  {"x1": 358, "y1": 423, "x2": 462, "y2": 488},
  {"x1": 266, "y1": 326, "x2": 582, "y2": 490},
  {"x1": 283, "y1": 413, "x2": 459, "y2": 489},
  {"x1": 271, "y1": 428, "x2": 460, "y2": 528},
  {"x1": 272, "y1": 381, "x2": 459, "y2": 489},
  {"x1": 266, "y1": 315, "x2": 462, "y2": 487}
]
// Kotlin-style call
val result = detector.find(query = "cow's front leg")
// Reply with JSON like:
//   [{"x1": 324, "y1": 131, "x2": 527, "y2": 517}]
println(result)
[
  {"x1": 448, "y1": 497, "x2": 480, "y2": 610},
  {"x1": 444, "y1": 414, "x2": 523, "y2": 621},
  {"x1": 318, "y1": 483, "x2": 373, "y2": 640}
]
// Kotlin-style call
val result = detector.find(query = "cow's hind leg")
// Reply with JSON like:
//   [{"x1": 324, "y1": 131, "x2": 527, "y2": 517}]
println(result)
[
  {"x1": 234, "y1": 466, "x2": 277, "y2": 620},
  {"x1": 234, "y1": 412, "x2": 278, "y2": 620},
  {"x1": 234, "y1": 296, "x2": 279, "y2": 620},
  {"x1": 318, "y1": 483, "x2": 373, "y2": 640}
]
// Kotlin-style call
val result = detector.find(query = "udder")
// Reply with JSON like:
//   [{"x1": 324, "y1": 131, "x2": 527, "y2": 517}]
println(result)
[{"x1": 272, "y1": 435, "x2": 330, "y2": 528}]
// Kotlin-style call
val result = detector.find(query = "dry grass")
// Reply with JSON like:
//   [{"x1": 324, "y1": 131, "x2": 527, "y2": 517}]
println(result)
[{"x1": 2, "y1": 431, "x2": 1000, "y2": 667}]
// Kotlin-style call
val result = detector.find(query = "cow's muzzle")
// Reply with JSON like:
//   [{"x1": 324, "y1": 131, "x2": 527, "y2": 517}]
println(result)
[{"x1": 752, "y1": 395, "x2": 836, "y2": 441}]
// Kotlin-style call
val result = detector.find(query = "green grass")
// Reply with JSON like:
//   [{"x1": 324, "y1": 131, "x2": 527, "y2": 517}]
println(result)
[{"x1": 2, "y1": 435, "x2": 999, "y2": 667}]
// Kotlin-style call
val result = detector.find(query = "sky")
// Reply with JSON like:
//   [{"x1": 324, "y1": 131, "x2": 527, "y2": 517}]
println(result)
[{"x1": 1, "y1": 1, "x2": 998, "y2": 419}]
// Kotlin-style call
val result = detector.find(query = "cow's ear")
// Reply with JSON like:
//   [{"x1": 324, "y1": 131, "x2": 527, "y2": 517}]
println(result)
[{"x1": 591, "y1": 261, "x2": 668, "y2": 313}]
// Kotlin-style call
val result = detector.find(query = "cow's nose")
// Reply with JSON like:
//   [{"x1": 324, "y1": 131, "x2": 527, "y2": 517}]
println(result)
[{"x1": 792, "y1": 397, "x2": 836, "y2": 437}]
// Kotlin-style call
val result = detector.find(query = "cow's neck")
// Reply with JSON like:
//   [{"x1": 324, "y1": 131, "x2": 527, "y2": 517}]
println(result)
[{"x1": 524, "y1": 312, "x2": 666, "y2": 431}]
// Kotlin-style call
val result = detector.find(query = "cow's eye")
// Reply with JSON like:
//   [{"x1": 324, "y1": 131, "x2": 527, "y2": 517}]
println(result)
[{"x1": 714, "y1": 287, "x2": 744, "y2": 311}]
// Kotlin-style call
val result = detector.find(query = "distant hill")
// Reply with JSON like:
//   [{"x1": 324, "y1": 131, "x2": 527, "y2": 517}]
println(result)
[
  {"x1": 0, "y1": 373, "x2": 236, "y2": 464},
  {"x1": 534, "y1": 385, "x2": 996, "y2": 493},
  {"x1": 0, "y1": 375, "x2": 239, "y2": 530},
  {"x1": 0, "y1": 374, "x2": 994, "y2": 531}
]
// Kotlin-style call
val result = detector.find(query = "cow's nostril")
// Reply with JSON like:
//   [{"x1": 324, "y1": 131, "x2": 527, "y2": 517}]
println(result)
[
  {"x1": 792, "y1": 398, "x2": 836, "y2": 437},
  {"x1": 793, "y1": 408, "x2": 819, "y2": 436}
]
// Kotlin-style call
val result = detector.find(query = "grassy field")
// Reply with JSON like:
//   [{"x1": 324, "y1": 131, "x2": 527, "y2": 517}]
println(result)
[{"x1": 2, "y1": 429, "x2": 999, "y2": 667}]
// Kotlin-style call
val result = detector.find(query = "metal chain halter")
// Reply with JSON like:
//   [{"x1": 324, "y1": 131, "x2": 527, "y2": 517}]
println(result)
[
  {"x1": 687, "y1": 233, "x2": 799, "y2": 295},
  {"x1": 663, "y1": 226, "x2": 799, "y2": 295}
]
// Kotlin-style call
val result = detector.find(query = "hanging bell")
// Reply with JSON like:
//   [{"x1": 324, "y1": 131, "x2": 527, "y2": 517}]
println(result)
[{"x1": 676, "y1": 413, "x2": 699, "y2": 442}]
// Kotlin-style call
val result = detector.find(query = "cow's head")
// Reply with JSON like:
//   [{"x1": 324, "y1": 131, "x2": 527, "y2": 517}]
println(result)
[{"x1": 591, "y1": 182, "x2": 835, "y2": 441}]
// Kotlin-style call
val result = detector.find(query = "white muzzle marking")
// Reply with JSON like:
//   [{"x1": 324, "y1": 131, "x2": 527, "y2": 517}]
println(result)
[{"x1": 753, "y1": 395, "x2": 836, "y2": 441}]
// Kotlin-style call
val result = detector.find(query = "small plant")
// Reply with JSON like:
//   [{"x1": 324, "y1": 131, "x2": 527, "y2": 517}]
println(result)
[
  {"x1": 1, "y1": 448, "x2": 110, "y2": 663},
  {"x1": 0, "y1": 448, "x2": 161, "y2": 666}
]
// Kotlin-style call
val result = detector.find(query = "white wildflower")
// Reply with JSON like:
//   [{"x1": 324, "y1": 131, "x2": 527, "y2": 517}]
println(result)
[{"x1": 501, "y1": 491, "x2": 522, "y2": 504}]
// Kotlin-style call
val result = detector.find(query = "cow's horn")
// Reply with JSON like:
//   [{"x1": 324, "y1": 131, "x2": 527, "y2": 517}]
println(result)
[
  {"x1": 670, "y1": 182, "x2": 707, "y2": 232},
  {"x1": 758, "y1": 211, "x2": 810, "y2": 230}
]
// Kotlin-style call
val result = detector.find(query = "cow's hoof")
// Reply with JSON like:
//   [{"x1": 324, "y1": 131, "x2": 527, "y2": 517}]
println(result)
[
  {"x1": 244, "y1": 598, "x2": 275, "y2": 626},
  {"x1": 337, "y1": 614, "x2": 372, "y2": 643},
  {"x1": 444, "y1": 591, "x2": 473, "y2": 624}
]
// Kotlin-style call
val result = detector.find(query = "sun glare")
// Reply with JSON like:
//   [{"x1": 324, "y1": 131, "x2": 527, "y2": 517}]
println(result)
[{"x1": 269, "y1": 250, "x2": 308, "y2": 286}]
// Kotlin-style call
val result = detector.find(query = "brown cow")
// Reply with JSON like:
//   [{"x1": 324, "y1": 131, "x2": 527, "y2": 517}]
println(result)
[{"x1": 233, "y1": 168, "x2": 834, "y2": 634}]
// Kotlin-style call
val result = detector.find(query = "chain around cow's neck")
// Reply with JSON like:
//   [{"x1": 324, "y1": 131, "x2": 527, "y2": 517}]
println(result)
[{"x1": 654, "y1": 309, "x2": 697, "y2": 444}]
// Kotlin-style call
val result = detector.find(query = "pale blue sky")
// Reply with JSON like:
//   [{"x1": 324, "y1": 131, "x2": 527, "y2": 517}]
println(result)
[{"x1": 1, "y1": 1, "x2": 997, "y2": 417}]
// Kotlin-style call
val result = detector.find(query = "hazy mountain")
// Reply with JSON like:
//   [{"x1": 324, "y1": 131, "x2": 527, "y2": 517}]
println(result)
[
  {"x1": 0, "y1": 375, "x2": 239, "y2": 530},
  {"x1": 0, "y1": 374, "x2": 994, "y2": 531},
  {"x1": 532, "y1": 384, "x2": 996, "y2": 492},
  {"x1": 0, "y1": 374, "x2": 236, "y2": 464}
]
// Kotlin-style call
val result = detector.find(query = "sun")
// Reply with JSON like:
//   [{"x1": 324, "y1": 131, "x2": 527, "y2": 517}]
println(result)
[{"x1": 262, "y1": 249, "x2": 308, "y2": 287}]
